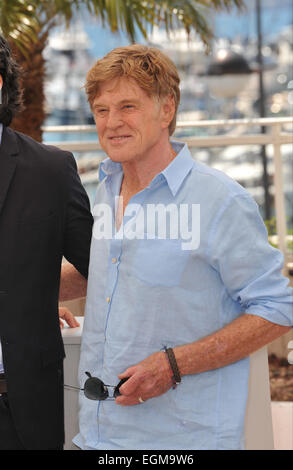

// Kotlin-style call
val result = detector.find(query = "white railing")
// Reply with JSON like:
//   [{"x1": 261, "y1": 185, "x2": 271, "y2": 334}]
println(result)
[{"x1": 43, "y1": 117, "x2": 293, "y2": 271}]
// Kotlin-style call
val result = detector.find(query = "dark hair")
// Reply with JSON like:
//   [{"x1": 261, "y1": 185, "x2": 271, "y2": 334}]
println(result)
[{"x1": 0, "y1": 34, "x2": 23, "y2": 126}]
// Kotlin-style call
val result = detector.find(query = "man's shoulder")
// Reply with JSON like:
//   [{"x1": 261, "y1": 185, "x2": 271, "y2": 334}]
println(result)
[
  {"x1": 9, "y1": 127, "x2": 73, "y2": 164},
  {"x1": 189, "y1": 158, "x2": 249, "y2": 200}
]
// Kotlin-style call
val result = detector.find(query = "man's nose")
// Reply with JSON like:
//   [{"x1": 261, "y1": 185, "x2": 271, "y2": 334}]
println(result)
[{"x1": 106, "y1": 110, "x2": 123, "y2": 129}]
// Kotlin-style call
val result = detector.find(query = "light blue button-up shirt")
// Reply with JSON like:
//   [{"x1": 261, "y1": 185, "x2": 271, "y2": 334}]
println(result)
[{"x1": 74, "y1": 141, "x2": 292, "y2": 450}]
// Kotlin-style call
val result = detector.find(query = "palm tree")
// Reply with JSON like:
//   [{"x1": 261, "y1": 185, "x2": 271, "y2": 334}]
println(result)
[{"x1": 0, "y1": 0, "x2": 244, "y2": 141}]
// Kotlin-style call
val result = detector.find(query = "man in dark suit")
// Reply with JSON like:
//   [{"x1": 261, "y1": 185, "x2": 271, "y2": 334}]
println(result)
[{"x1": 0, "y1": 35, "x2": 93, "y2": 449}]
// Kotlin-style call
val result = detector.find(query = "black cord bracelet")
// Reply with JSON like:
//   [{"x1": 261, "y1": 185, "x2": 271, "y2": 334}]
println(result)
[{"x1": 163, "y1": 346, "x2": 181, "y2": 389}]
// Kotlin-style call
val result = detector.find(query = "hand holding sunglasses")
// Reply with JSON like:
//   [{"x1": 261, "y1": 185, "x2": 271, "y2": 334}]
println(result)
[{"x1": 64, "y1": 372, "x2": 129, "y2": 401}]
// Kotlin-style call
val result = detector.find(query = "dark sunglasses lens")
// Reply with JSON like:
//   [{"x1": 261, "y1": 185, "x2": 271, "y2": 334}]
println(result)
[
  {"x1": 113, "y1": 377, "x2": 129, "y2": 398},
  {"x1": 84, "y1": 377, "x2": 109, "y2": 401}
]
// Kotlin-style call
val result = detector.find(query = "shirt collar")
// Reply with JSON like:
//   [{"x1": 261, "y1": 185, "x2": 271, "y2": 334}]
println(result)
[
  {"x1": 99, "y1": 140, "x2": 194, "y2": 197},
  {"x1": 99, "y1": 157, "x2": 122, "y2": 181},
  {"x1": 161, "y1": 141, "x2": 194, "y2": 196}
]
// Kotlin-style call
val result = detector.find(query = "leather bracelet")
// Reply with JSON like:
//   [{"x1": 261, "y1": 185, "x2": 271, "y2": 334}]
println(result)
[{"x1": 163, "y1": 347, "x2": 181, "y2": 389}]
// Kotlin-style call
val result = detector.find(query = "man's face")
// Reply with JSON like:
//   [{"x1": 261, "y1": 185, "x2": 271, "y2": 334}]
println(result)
[{"x1": 92, "y1": 77, "x2": 172, "y2": 165}]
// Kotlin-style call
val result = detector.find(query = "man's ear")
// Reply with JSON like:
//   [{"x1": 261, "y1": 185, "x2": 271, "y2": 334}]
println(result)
[{"x1": 161, "y1": 94, "x2": 175, "y2": 130}]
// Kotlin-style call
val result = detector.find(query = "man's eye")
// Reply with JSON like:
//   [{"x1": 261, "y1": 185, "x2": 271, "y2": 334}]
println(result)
[
  {"x1": 123, "y1": 105, "x2": 133, "y2": 110},
  {"x1": 95, "y1": 109, "x2": 107, "y2": 115}
]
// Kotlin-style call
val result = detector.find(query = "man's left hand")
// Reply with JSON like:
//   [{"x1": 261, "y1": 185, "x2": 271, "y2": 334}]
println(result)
[
  {"x1": 59, "y1": 306, "x2": 80, "y2": 329},
  {"x1": 115, "y1": 351, "x2": 174, "y2": 406}
]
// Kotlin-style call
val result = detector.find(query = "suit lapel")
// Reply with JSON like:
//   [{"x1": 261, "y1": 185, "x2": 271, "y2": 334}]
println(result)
[{"x1": 0, "y1": 127, "x2": 19, "y2": 217}]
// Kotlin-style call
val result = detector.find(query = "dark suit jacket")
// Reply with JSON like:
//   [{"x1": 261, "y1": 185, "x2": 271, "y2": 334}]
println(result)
[{"x1": 0, "y1": 127, "x2": 93, "y2": 449}]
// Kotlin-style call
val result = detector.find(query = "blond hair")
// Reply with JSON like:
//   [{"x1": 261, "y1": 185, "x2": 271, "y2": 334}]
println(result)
[{"x1": 85, "y1": 44, "x2": 180, "y2": 135}]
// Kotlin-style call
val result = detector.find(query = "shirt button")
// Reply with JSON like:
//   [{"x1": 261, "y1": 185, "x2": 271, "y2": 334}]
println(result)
[
  {"x1": 106, "y1": 297, "x2": 111, "y2": 303},
  {"x1": 111, "y1": 257, "x2": 117, "y2": 264}
]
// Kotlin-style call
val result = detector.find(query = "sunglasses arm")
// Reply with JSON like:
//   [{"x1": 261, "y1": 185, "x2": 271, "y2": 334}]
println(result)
[{"x1": 64, "y1": 384, "x2": 84, "y2": 391}]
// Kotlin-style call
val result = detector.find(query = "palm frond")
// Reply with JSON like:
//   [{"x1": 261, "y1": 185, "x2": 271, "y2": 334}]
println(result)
[
  {"x1": 0, "y1": 0, "x2": 41, "y2": 52},
  {"x1": 138, "y1": 0, "x2": 245, "y2": 51},
  {"x1": 0, "y1": 0, "x2": 246, "y2": 53}
]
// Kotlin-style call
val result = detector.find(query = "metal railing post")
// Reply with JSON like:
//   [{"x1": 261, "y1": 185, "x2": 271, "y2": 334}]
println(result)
[{"x1": 271, "y1": 123, "x2": 288, "y2": 271}]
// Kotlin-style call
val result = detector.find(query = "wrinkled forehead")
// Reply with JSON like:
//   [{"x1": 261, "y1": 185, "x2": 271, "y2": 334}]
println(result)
[{"x1": 93, "y1": 76, "x2": 158, "y2": 105}]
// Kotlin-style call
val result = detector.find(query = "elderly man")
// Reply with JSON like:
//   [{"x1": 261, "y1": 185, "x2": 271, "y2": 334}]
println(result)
[
  {"x1": 73, "y1": 44, "x2": 292, "y2": 450},
  {"x1": 0, "y1": 34, "x2": 93, "y2": 449}
]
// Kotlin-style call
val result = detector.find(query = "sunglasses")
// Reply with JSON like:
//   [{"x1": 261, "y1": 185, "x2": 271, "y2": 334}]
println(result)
[{"x1": 65, "y1": 372, "x2": 129, "y2": 401}]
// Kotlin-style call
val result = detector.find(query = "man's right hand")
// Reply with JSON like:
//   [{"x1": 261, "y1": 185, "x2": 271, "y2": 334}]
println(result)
[
  {"x1": 59, "y1": 306, "x2": 80, "y2": 329},
  {"x1": 115, "y1": 350, "x2": 174, "y2": 406}
]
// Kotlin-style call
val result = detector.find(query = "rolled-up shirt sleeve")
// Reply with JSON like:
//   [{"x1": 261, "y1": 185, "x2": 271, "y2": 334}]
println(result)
[{"x1": 208, "y1": 193, "x2": 293, "y2": 326}]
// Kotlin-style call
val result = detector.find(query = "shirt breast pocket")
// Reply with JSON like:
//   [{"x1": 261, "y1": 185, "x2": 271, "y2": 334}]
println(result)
[{"x1": 131, "y1": 237, "x2": 190, "y2": 287}]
